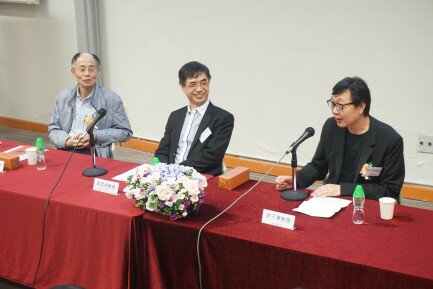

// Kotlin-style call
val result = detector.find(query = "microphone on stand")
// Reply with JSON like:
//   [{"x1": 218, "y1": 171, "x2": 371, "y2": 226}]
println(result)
[
  {"x1": 281, "y1": 127, "x2": 315, "y2": 201},
  {"x1": 286, "y1": 127, "x2": 315, "y2": 154},
  {"x1": 82, "y1": 108, "x2": 108, "y2": 177}
]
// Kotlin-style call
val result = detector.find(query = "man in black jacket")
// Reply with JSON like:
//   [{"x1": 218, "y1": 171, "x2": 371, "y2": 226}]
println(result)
[
  {"x1": 155, "y1": 61, "x2": 234, "y2": 176},
  {"x1": 276, "y1": 76, "x2": 405, "y2": 200}
]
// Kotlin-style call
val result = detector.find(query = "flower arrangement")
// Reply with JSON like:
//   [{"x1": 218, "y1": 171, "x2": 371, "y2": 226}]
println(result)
[
  {"x1": 124, "y1": 163, "x2": 207, "y2": 220},
  {"x1": 360, "y1": 162, "x2": 373, "y2": 180}
]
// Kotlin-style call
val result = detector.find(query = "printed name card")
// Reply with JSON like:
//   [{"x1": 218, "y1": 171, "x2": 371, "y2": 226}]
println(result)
[
  {"x1": 366, "y1": 167, "x2": 382, "y2": 177},
  {"x1": 261, "y1": 209, "x2": 295, "y2": 230},
  {"x1": 93, "y1": 178, "x2": 120, "y2": 196}
]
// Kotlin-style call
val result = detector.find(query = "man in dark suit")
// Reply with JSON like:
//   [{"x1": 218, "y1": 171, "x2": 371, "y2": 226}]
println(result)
[
  {"x1": 276, "y1": 77, "x2": 405, "y2": 200},
  {"x1": 155, "y1": 61, "x2": 234, "y2": 176}
]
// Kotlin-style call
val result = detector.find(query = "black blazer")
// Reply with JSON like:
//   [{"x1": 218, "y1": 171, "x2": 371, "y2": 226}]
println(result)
[
  {"x1": 155, "y1": 102, "x2": 234, "y2": 176},
  {"x1": 298, "y1": 116, "x2": 405, "y2": 200}
]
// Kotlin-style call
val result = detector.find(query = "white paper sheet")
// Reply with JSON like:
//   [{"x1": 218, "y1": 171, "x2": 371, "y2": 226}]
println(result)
[
  {"x1": 293, "y1": 197, "x2": 351, "y2": 218},
  {"x1": 3, "y1": 145, "x2": 28, "y2": 161},
  {"x1": 112, "y1": 164, "x2": 148, "y2": 181}
]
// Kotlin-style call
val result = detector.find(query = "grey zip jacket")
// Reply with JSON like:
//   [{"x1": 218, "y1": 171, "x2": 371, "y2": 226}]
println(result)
[{"x1": 48, "y1": 84, "x2": 133, "y2": 158}]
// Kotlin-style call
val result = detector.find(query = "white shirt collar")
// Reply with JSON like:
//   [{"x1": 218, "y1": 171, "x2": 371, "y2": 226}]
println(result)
[
  {"x1": 76, "y1": 87, "x2": 95, "y2": 101},
  {"x1": 188, "y1": 99, "x2": 210, "y2": 116}
]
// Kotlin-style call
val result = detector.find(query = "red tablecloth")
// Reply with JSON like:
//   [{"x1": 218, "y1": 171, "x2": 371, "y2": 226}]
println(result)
[
  {"x1": 2, "y1": 138, "x2": 433, "y2": 289},
  {"x1": 0, "y1": 140, "x2": 145, "y2": 289},
  {"x1": 143, "y1": 177, "x2": 433, "y2": 289}
]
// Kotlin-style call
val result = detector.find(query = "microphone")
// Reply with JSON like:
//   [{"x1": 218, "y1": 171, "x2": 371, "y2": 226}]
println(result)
[
  {"x1": 286, "y1": 127, "x2": 315, "y2": 154},
  {"x1": 82, "y1": 108, "x2": 108, "y2": 177},
  {"x1": 86, "y1": 108, "x2": 107, "y2": 134}
]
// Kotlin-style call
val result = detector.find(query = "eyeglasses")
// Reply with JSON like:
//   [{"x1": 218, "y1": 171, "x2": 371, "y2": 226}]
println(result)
[
  {"x1": 185, "y1": 79, "x2": 209, "y2": 90},
  {"x1": 327, "y1": 99, "x2": 354, "y2": 112},
  {"x1": 73, "y1": 65, "x2": 99, "y2": 74}
]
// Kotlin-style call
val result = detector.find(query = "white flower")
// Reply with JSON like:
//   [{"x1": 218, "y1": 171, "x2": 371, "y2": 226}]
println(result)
[
  {"x1": 155, "y1": 184, "x2": 174, "y2": 201},
  {"x1": 190, "y1": 193, "x2": 199, "y2": 203},
  {"x1": 123, "y1": 185, "x2": 135, "y2": 199},
  {"x1": 149, "y1": 172, "x2": 161, "y2": 182},
  {"x1": 177, "y1": 175, "x2": 190, "y2": 185},
  {"x1": 165, "y1": 194, "x2": 177, "y2": 207},
  {"x1": 165, "y1": 180, "x2": 180, "y2": 191},
  {"x1": 183, "y1": 179, "x2": 199, "y2": 195},
  {"x1": 133, "y1": 188, "x2": 147, "y2": 200},
  {"x1": 179, "y1": 204, "x2": 185, "y2": 211},
  {"x1": 177, "y1": 191, "x2": 186, "y2": 200},
  {"x1": 182, "y1": 211, "x2": 188, "y2": 217}
]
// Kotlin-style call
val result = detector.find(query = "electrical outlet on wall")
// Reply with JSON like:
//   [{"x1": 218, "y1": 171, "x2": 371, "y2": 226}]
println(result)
[{"x1": 418, "y1": 134, "x2": 433, "y2": 154}]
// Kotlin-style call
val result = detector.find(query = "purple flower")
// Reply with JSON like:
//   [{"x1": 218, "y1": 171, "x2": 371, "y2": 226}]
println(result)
[
  {"x1": 147, "y1": 183, "x2": 156, "y2": 193},
  {"x1": 183, "y1": 199, "x2": 191, "y2": 207}
]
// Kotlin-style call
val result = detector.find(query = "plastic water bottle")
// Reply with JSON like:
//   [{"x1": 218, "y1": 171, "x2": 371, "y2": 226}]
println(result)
[
  {"x1": 352, "y1": 185, "x2": 365, "y2": 224},
  {"x1": 151, "y1": 157, "x2": 160, "y2": 165},
  {"x1": 35, "y1": 137, "x2": 46, "y2": 170}
]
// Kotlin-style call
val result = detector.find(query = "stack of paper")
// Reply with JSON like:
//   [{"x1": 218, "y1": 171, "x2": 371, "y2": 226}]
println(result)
[{"x1": 293, "y1": 197, "x2": 352, "y2": 218}]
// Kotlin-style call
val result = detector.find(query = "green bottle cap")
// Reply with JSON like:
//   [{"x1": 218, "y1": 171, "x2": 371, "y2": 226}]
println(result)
[
  {"x1": 151, "y1": 157, "x2": 160, "y2": 165},
  {"x1": 35, "y1": 137, "x2": 45, "y2": 149},
  {"x1": 353, "y1": 185, "x2": 365, "y2": 197}
]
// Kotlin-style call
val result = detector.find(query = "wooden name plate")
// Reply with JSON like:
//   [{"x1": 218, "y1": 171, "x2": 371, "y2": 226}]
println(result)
[
  {"x1": 0, "y1": 152, "x2": 20, "y2": 170},
  {"x1": 218, "y1": 166, "x2": 250, "y2": 191}
]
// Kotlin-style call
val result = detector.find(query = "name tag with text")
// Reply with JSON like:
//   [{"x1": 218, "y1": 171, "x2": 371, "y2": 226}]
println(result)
[
  {"x1": 366, "y1": 167, "x2": 382, "y2": 177},
  {"x1": 262, "y1": 209, "x2": 295, "y2": 230},
  {"x1": 93, "y1": 178, "x2": 120, "y2": 196}
]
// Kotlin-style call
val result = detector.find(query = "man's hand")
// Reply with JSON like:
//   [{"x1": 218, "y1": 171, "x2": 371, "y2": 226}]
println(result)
[
  {"x1": 275, "y1": 175, "x2": 293, "y2": 191},
  {"x1": 311, "y1": 184, "x2": 341, "y2": 197},
  {"x1": 65, "y1": 134, "x2": 90, "y2": 149}
]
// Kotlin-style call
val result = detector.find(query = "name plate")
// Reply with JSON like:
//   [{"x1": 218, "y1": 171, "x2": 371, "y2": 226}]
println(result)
[
  {"x1": 366, "y1": 167, "x2": 382, "y2": 177},
  {"x1": 261, "y1": 209, "x2": 295, "y2": 230},
  {"x1": 93, "y1": 178, "x2": 120, "y2": 196}
]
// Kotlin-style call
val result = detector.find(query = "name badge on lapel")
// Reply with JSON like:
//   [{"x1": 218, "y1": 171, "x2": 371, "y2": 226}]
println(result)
[
  {"x1": 200, "y1": 127, "x2": 212, "y2": 143},
  {"x1": 366, "y1": 167, "x2": 382, "y2": 177}
]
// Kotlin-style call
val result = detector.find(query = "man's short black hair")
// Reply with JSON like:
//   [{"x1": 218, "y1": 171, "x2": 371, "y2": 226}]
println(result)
[
  {"x1": 332, "y1": 76, "x2": 371, "y2": 116},
  {"x1": 178, "y1": 61, "x2": 211, "y2": 86}
]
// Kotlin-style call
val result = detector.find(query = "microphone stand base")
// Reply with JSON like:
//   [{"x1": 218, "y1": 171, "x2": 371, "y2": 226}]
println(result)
[
  {"x1": 82, "y1": 167, "x2": 108, "y2": 177},
  {"x1": 280, "y1": 189, "x2": 308, "y2": 201}
]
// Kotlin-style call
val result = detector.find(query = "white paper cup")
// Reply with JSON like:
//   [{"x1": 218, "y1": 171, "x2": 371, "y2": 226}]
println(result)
[
  {"x1": 379, "y1": 197, "x2": 396, "y2": 220},
  {"x1": 26, "y1": 147, "x2": 37, "y2": 165}
]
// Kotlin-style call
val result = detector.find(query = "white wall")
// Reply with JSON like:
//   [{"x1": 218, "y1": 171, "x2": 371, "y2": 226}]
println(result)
[
  {"x1": 98, "y1": 0, "x2": 433, "y2": 185},
  {"x1": 0, "y1": 0, "x2": 77, "y2": 121},
  {"x1": 1, "y1": 0, "x2": 432, "y2": 186}
]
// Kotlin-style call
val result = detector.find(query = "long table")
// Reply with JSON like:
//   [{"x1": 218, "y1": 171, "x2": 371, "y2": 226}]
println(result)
[
  {"x1": 2, "y1": 139, "x2": 433, "y2": 289},
  {"x1": 0, "y1": 140, "x2": 145, "y2": 289},
  {"x1": 143, "y1": 177, "x2": 433, "y2": 289}
]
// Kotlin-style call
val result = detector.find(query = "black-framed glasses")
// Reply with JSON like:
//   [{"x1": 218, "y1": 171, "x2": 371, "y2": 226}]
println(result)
[{"x1": 327, "y1": 99, "x2": 354, "y2": 112}]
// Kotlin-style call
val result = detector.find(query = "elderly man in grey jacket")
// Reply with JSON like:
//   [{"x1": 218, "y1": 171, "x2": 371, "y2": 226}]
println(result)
[{"x1": 48, "y1": 52, "x2": 132, "y2": 158}]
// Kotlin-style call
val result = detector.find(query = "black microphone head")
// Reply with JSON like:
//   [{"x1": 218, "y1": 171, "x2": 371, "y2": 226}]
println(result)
[
  {"x1": 305, "y1": 127, "x2": 315, "y2": 137},
  {"x1": 86, "y1": 108, "x2": 107, "y2": 134},
  {"x1": 96, "y1": 108, "x2": 107, "y2": 118}
]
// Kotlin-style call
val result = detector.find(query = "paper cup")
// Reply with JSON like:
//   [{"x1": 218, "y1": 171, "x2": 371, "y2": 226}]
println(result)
[
  {"x1": 26, "y1": 147, "x2": 37, "y2": 165},
  {"x1": 379, "y1": 197, "x2": 396, "y2": 220}
]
